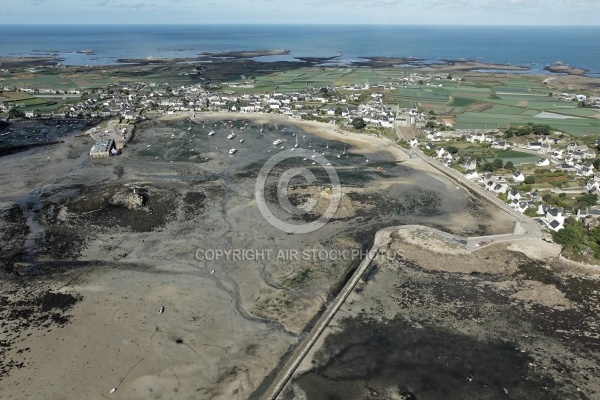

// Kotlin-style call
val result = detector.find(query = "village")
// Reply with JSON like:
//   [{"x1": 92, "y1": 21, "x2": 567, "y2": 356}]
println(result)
[{"x1": 2, "y1": 70, "x2": 600, "y2": 244}]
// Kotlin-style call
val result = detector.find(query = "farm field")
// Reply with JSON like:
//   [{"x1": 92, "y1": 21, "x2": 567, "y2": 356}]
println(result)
[{"x1": 2, "y1": 62, "x2": 599, "y2": 137}]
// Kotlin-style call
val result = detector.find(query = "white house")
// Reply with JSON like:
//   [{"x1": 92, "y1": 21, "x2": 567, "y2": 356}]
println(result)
[
  {"x1": 492, "y1": 140, "x2": 509, "y2": 150},
  {"x1": 567, "y1": 142, "x2": 579, "y2": 152},
  {"x1": 528, "y1": 142, "x2": 542, "y2": 151},
  {"x1": 548, "y1": 219, "x2": 564, "y2": 232},
  {"x1": 465, "y1": 132, "x2": 485, "y2": 143},
  {"x1": 586, "y1": 179, "x2": 600, "y2": 192},
  {"x1": 508, "y1": 189, "x2": 521, "y2": 202},
  {"x1": 584, "y1": 149, "x2": 597, "y2": 159},
  {"x1": 426, "y1": 130, "x2": 442, "y2": 141},
  {"x1": 492, "y1": 183, "x2": 510, "y2": 194},
  {"x1": 552, "y1": 149, "x2": 563, "y2": 160},
  {"x1": 513, "y1": 199, "x2": 527, "y2": 212},
  {"x1": 546, "y1": 207, "x2": 565, "y2": 226},
  {"x1": 536, "y1": 204, "x2": 546, "y2": 215},
  {"x1": 512, "y1": 171, "x2": 525, "y2": 183},
  {"x1": 465, "y1": 171, "x2": 480, "y2": 180},
  {"x1": 537, "y1": 157, "x2": 550, "y2": 167},
  {"x1": 564, "y1": 155, "x2": 575, "y2": 166},
  {"x1": 462, "y1": 159, "x2": 477, "y2": 171},
  {"x1": 578, "y1": 166, "x2": 595, "y2": 177}
]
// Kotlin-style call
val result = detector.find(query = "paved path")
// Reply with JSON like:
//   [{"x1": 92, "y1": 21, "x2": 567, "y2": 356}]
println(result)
[
  {"x1": 261, "y1": 135, "x2": 545, "y2": 399},
  {"x1": 260, "y1": 227, "x2": 398, "y2": 400}
]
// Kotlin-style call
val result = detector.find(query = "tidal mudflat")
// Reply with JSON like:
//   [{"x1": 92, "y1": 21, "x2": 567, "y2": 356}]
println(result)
[
  {"x1": 285, "y1": 233, "x2": 600, "y2": 400},
  {"x1": 0, "y1": 114, "x2": 546, "y2": 399}
]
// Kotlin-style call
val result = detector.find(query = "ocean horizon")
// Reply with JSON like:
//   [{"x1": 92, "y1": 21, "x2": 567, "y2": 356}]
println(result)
[{"x1": 1, "y1": 24, "x2": 599, "y2": 75}]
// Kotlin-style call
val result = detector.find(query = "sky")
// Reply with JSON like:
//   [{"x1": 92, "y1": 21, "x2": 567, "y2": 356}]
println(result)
[{"x1": 3, "y1": 0, "x2": 599, "y2": 25}]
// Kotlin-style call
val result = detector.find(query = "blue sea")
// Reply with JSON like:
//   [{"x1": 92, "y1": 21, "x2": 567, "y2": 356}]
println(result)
[{"x1": 1, "y1": 25, "x2": 599, "y2": 75}]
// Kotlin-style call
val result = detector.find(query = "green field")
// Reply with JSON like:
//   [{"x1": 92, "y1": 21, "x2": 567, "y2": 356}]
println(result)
[
  {"x1": 477, "y1": 149, "x2": 540, "y2": 166},
  {"x1": 226, "y1": 67, "x2": 600, "y2": 137},
  {"x1": 2, "y1": 63, "x2": 599, "y2": 139}
]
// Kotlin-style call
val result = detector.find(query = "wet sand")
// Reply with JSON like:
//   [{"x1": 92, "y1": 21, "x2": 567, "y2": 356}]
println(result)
[{"x1": 0, "y1": 114, "x2": 550, "y2": 400}]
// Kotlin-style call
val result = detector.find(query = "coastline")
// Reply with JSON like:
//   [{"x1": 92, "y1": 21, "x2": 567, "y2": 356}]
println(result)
[
  {"x1": 0, "y1": 53, "x2": 596, "y2": 78},
  {"x1": 1, "y1": 110, "x2": 598, "y2": 400},
  {"x1": 1, "y1": 24, "x2": 600, "y2": 400}
]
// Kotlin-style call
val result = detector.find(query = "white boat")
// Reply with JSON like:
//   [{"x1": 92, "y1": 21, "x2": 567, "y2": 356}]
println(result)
[
  {"x1": 273, "y1": 139, "x2": 283, "y2": 145},
  {"x1": 227, "y1": 132, "x2": 236, "y2": 139},
  {"x1": 239, "y1": 138, "x2": 244, "y2": 143},
  {"x1": 208, "y1": 131, "x2": 216, "y2": 136},
  {"x1": 229, "y1": 148, "x2": 237, "y2": 155},
  {"x1": 188, "y1": 127, "x2": 192, "y2": 131},
  {"x1": 294, "y1": 135, "x2": 298, "y2": 148}
]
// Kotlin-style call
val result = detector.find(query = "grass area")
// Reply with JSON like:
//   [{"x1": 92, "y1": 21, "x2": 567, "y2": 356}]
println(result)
[
  {"x1": 494, "y1": 149, "x2": 537, "y2": 159},
  {"x1": 450, "y1": 97, "x2": 477, "y2": 107},
  {"x1": 457, "y1": 146, "x2": 540, "y2": 166},
  {"x1": 0, "y1": 91, "x2": 33, "y2": 101}
]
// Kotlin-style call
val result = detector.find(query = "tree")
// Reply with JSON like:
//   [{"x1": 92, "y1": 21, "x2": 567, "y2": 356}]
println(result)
[
  {"x1": 7, "y1": 108, "x2": 24, "y2": 120},
  {"x1": 524, "y1": 176, "x2": 536, "y2": 184},
  {"x1": 552, "y1": 218, "x2": 585, "y2": 248},
  {"x1": 447, "y1": 146, "x2": 458, "y2": 154},
  {"x1": 334, "y1": 107, "x2": 343, "y2": 116},
  {"x1": 504, "y1": 161, "x2": 514, "y2": 170},
  {"x1": 577, "y1": 193, "x2": 598, "y2": 206},
  {"x1": 425, "y1": 121, "x2": 436, "y2": 129},
  {"x1": 492, "y1": 158, "x2": 504, "y2": 171},
  {"x1": 530, "y1": 124, "x2": 551, "y2": 136},
  {"x1": 481, "y1": 162, "x2": 493, "y2": 172},
  {"x1": 593, "y1": 158, "x2": 600, "y2": 170},
  {"x1": 351, "y1": 117, "x2": 367, "y2": 130},
  {"x1": 542, "y1": 193, "x2": 553, "y2": 202}
]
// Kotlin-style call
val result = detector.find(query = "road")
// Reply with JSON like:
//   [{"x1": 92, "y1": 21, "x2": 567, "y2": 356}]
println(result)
[{"x1": 414, "y1": 147, "x2": 542, "y2": 237}]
